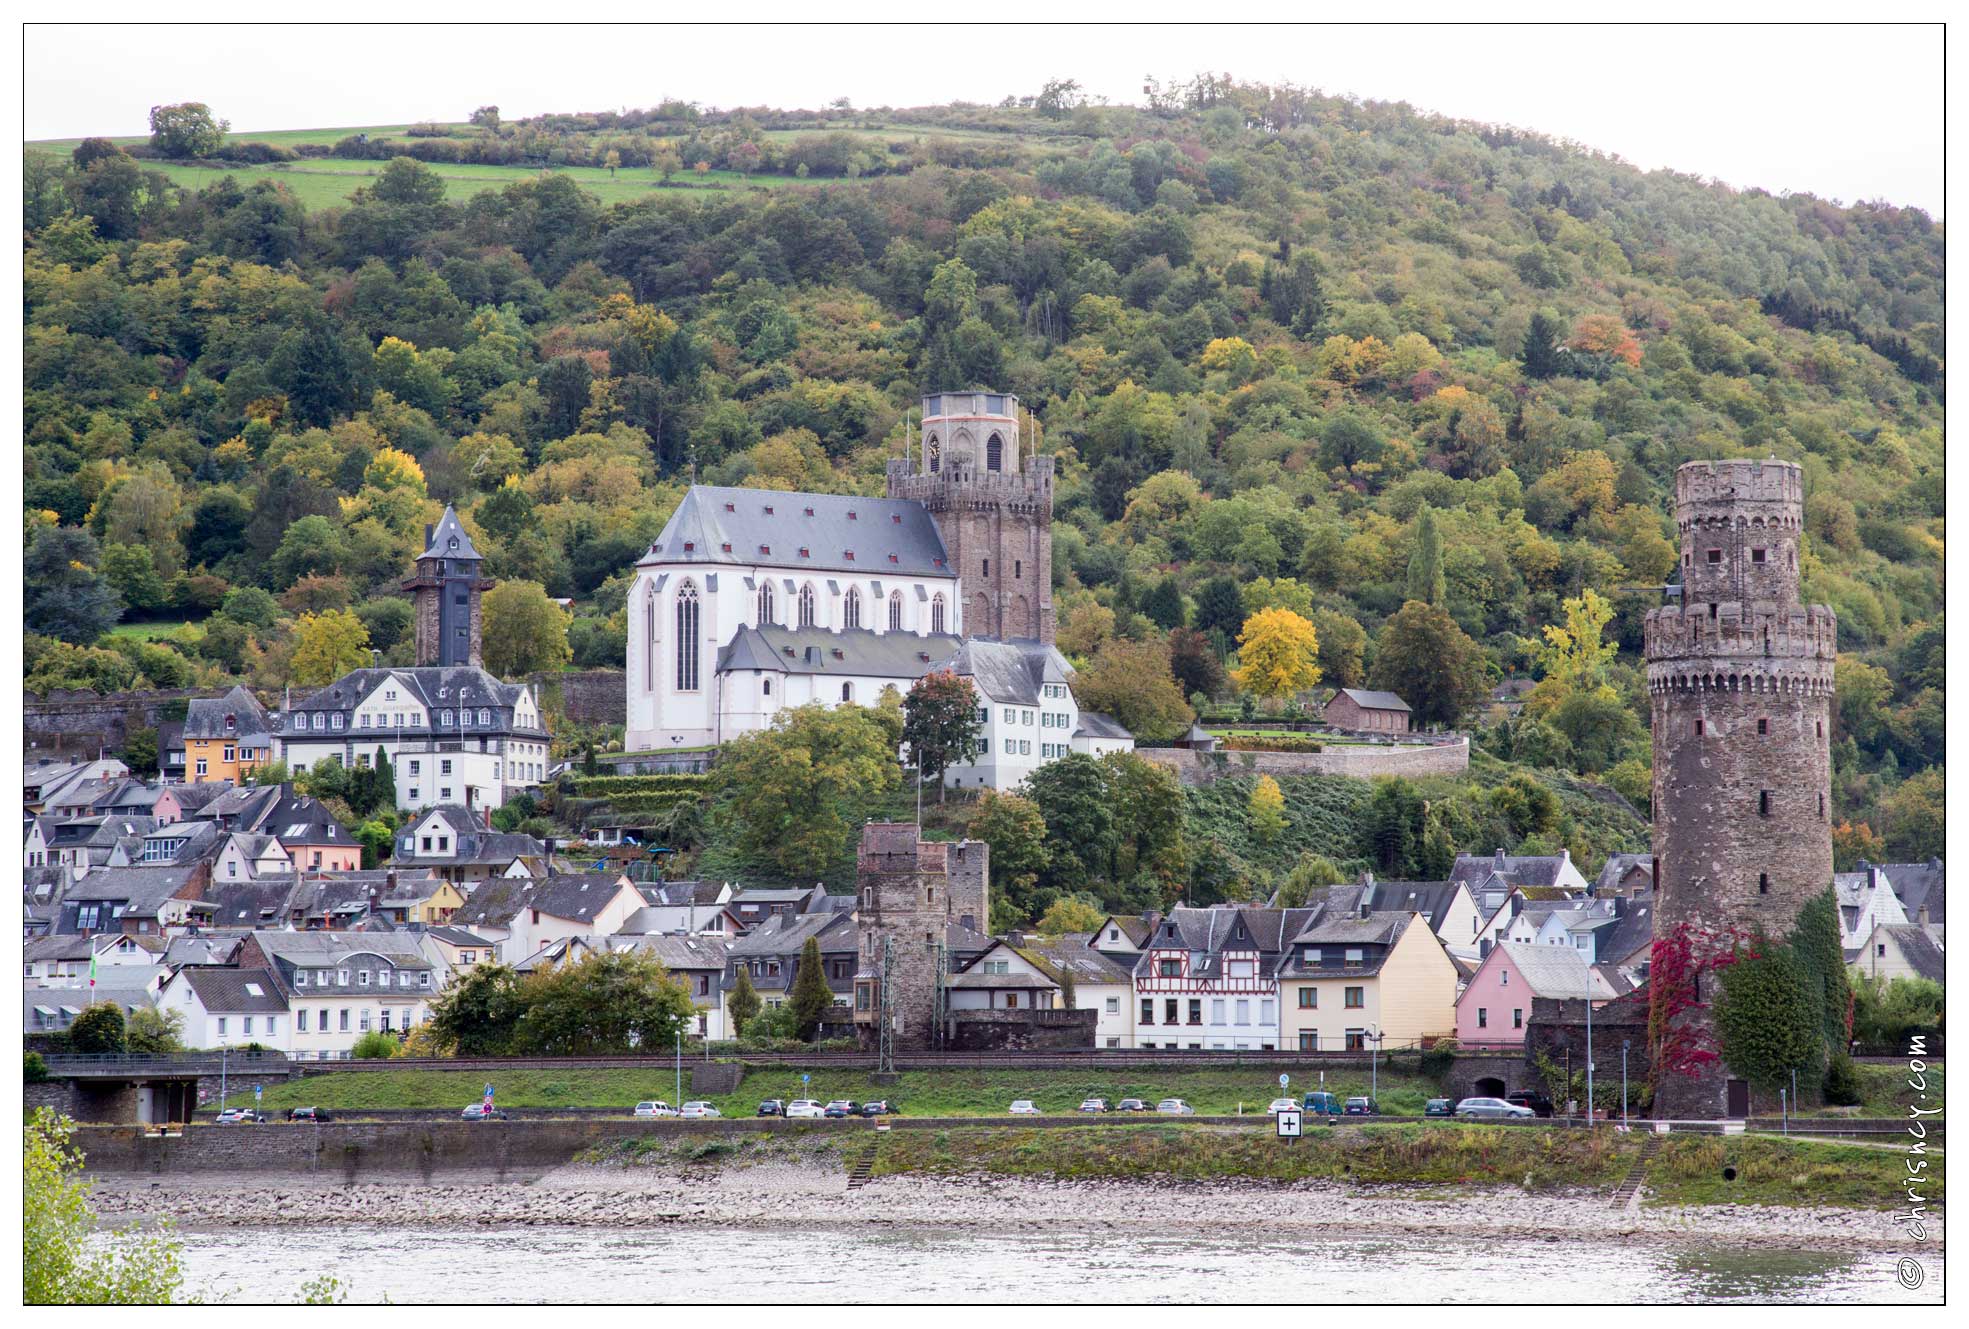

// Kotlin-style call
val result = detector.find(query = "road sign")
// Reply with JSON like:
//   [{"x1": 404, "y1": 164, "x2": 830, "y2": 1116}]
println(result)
[
  {"x1": 802, "y1": 1073, "x2": 810, "y2": 1085},
  {"x1": 1276, "y1": 1109, "x2": 1303, "y2": 1140},
  {"x1": 1278, "y1": 1073, "x2": 1290, "y2": 1091},
  {"x1": 254, "y1": 1085, "x2": 262, "y2": 1101}
]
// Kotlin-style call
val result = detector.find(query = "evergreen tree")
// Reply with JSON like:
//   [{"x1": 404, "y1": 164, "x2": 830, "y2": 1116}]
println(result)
[
  {"x1": 727, "y1": 966, "x2": 763, "y2": 1036},
  {"x1": 1521, "y1": 310, "x2": 1568, "y2": 380},
  {"x1": 372, "y1": 748, "x2": 396, "y2": 812},
  {"x1": 1194, "y1": 576, "x2": 1246, "y2": 638},
  {"x1": 1142, "y1": 574, "x2": 1187, "y2": 629},
  {"x1": 1406, "y1": 505, "x2": 1447, "y2": 607},
  {"x1": 788, "y1": 936, "x2": 834, "y2": 1041}
]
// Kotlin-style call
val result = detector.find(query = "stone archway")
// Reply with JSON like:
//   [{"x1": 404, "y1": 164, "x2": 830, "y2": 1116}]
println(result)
[{"x1": 1475, "y1": 1076, "x2": 1508, "y2": 1099}]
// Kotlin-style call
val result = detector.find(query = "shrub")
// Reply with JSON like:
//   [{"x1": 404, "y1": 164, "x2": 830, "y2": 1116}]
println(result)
[
  {"x1": 68, "y1": 1003, "x2": 127, "y2": 1054},
  {"x1": 25, "y1": 1051, "x2": 49, "y2": 1083},
  {"x1": 350, "y1": 1030, "x2": 401, "y2": 1060}
]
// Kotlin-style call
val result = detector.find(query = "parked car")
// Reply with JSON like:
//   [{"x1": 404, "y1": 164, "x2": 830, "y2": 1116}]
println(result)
[
  {"x1": 214, "y1": 1107, "x2": 265, "y2": 1124},
  {"x1": 1114, "y1": 1098, "x2": 1149, "y2": 1113},
  {"x1": 285, "y1": 1107, "x2": 333, "y2": 1123},
  {"x1": 1301, "y1": 1091, "x2": 1344, "y2": 1116},
  {"x1": 786, "y1": 1099, "x2": 825, "y2": 1119},
  {"x1": 461, "y1": 1104, "x2": 509, "y2": 1121},
  {"x1": 1077, "y1": 1097, "x2": 1109, "y2": 1113},
  {"x1": 1455, "y1": 1096, "x2": 1534, "y2": 1119},
  {"x1": 1265, "y1": 1097, "x2": 1297, "y2": 1115},
  {"x1": 1344, "y1": 1096, "x2": 1378, "y2": 1116},
  {"x1": 822, "y1": 1100, "x2": 859, "y2": 1119},
  {"x1": 633, "y1": 1100, "x2": 678, "y2": 1118},
  {"x1": 680, "y1": 1102, "x2": 722, "y2": 1120},
  {"x1": 859, "y1": 1100, "x2": 899, "y2": 1117},
  {"x1": 1156, "y1": 1098, "x2": 1194, "y2": 1116},
  {"x1": 1506, "y1": 1091, "x2": 1556, "y2": 1118},
  {"x1": 1008, "y1": 1100, "x2": 1042, "y2": 1115},
  {"x1": 1424, "y1": 1098, "x2": 1454, "y2": 1118},
  {"x1": 757, "y1": 1099, "x2": 785, "y2": 1117}
]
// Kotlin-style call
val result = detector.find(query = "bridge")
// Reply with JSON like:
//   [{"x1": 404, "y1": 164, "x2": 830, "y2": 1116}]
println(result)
[{"x1": 32, "y1": 1052, "x2": 300, "y2": 1125}]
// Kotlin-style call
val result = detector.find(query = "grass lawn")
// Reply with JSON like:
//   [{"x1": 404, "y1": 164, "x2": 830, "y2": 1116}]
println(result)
[
  {"x1": 1646, "y1": 1134, "x2": 1939, "y2": 1211},
  {"x1": 255, "y1": 1061, "x2": 1440, "y2": 1117},
  {"x1": 27, "y1": 123, "x2": 461, "y2": 153},
  {"x1": 1831, "y1": 1060, "x2": 1945, "y2": 1117},
  {"x1": 104, "y1": 619, "x2": 195, "y2": 643}
]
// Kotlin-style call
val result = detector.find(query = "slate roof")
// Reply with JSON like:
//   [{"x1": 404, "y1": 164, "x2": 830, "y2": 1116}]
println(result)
[
  {"x1": 617, "y1": 904, "x2": 740, "y2": 934},
  {"x1": 1880, "y1": 860, "x2": 1945, "y2": 924},
  {"x1": 1492, "y1": 941, "x2": 1616, "y2": 999},
  {"x1": 724, "y1": 911, "x2": 859, "y2": 992},
  {"x1": 612, "y1": 934, "x2": 731, "y2": 972},
  {"x1": 180, "y1": 967, "x2": 289, "y2": 1013},
  {"x1": 1015, "y1": 934, "x2": 1137, "y2": 986},
  {"x1": 940, "y1": 637, "x2": 1074, "y2": 703},
  {"x1": 419, "y1": 505, "x2": 482, "y2": 562},
  {"x1": 1594, "y1": 853, "x2": 1655, "y2": 895},
  {"x1": 1138, "y1": 905, "x2": 1324, "y2": 978},
  {"x1": 392, "y1": 809, "x2": 546, "y2": 867},
  {"x1": 1075, "y1": 711, "x2": 1134, "y2": 740},
  {"x1": 1594, "y1": 899, "x2": 1655, "y2": 967},
  {"x1": 1334, "y1": 688, "x2": 1411, "y2": 713},
  {"x1": 161, "y1": 781, "x2": 229, "y2": 813},
  {"x1": 1281, "y1": 912, "x2": 1417, "y2": 978},
  {"x1": 1357, "y1": 880, "x2": 1464, "y2": 933},
  {"x1": 1876, "y1": 924, "x2": 1946, "y2": 983},
  {"x1": 716, "y1": 624, "x2": 963, "y2": 679},
  {"x1": 1095, "y1": 914, "x2": 1157, "y2": 949},
  {"x1": 1451, "y1": 851, "x2": 1576, "y2": 890},
  {"x1": 287, "y1": 667, "x2": 544, "y2": 735},
  {"x1": 950, "y1": 968, "x2": 1058, "y2": 991},
  {"x1": 192, "y1": 785, "x2": 283, "y2": 830},
  {"x1": 449, "y1": 874, "x2": 629, "y2": 927},
  {"x1": 419, "y1": 926, "x2": 499, "y2": 948},
  {"x1": 263, "y1": 794, "x2": 353, "y2": 847},
  {"x1": 183, "y1": 685, "x2": 272, "y2": 741},
  {"x1": 640, "y1": 485, "x2": 952, "y2": 579},
  {"x1": 642, "y1": 880, "x2": 728, "y2": 907}
]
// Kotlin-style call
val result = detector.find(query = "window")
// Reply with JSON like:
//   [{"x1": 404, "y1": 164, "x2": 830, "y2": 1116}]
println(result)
[
  {"x1": 1759, "y1": 873, "x2": 1770, "y2": 895},
  {"x1": 358, "y1": 970, "x2": 370, "y2": 986},
  {"x1": 1477, "y1": 1008, "x2": 1488, "y2": 1029},
  {"x1": 762, "y1": 678, "x2": 772, "y2": 697},
  {"x1": 674, "y1": 581, "x2": 701, "y2": 691},
  {"x1": 1513, "y1": 1009, "x2": 1524, "y2": 1029},
  {"x1": 409, "y1": 761, "x2": 421, "y2": 776},
  {"x1": 1187, "y1": 999, "x2": 1202, "y2": 1025},
  {"x1": 479, "y1": 709, "x2": 491, "y2": 727},
  {"x1": 1707, "y1": 549, "x2": 1722, "y2": 564},
  {"x1": 1759, "y1": 790, "x2": 1771, "y2": 816},
  {"x1": 297, "y1": 1010, "x2": 308, "y2": 1032},
  {"x1": 1345, "y1": 1030, "x2": 1367, "y2": 1052},
  {"x1": 841, "y1": 682, "x2": 854, "y2": 702},
  {"x1": 216, "y1": 1017, "x2": 227, "y2": 1037},
  {"x1": 1298, "y1": 988, "x2": 1316, "y2": 1008},
  {"x1": 223, "y1": 746, "x2": 236, "y2": 763},
  {"x1": 930, "y1": 594, "x2": 946, "y2": 634},
  {"x1": 982, "y1": 558, "x2": 990, "y2": 577},
  {"x1": 1164, "y1": 999, "x2": 1178, "y2": 1024},
  {"x1": 798, "y1": 583, "x2": 816, "y2": 627},
  {"x1": 1694, "y1": 719, "x2": 1705, "y2": 736},
  {"x1": 1235, "y1": 999, "x2": 1250, "y2": 1025},
  {"x1": 1757, "y1": 718, "x2": 1768, "y2": 735},
  {"x1": 1298, "y1": 1032, "x2": 1318, "y2": 1051},
  {"x1": 1104, "y1": 996, "x2": 1119, "y2": 1014},
  {"x1": 986, "y1": 433, "x2": 1003, "y2": 471},
  {"x1": 758, "y1": 581, "x2": 776, "y2": 625},
  {"x1": 440, "y1": 759, "x2": 453, "y2": 776},
  {"x1": 1344, "y1": 986, "x2": 1364, "y2": 1009},
  {"x1": 1157, "y1": 958, "x2": 1181, "y2": 978},
  {"x1": 844, "y1": 587, "x2": 862, "y2": 628},
  {"x1": 1211, "y1": 998, "x2": 1226, "y2": 1024},
  {"x1": 1500, "y1": 969, "x2": 1508, "y2": 986},
  {"x1": 1140, "y1": 999, "x2": 1154, "y2": 1025},
  {"x1": 888, "y1": 591, "x2": 903, "y2": 630},
  {"x1": 359, "y1": 1009, "x2": 371, "y2": 1032},
  {"x1": 1751, "y1": 547, "x2": 1767, "y2": 563}
]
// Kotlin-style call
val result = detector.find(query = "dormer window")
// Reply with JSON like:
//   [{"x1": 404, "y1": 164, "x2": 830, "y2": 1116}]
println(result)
[
  {"x1": 799, "y1": 547, "x2": 810, "y2": 558},
  {"x1": 683, "y1": 541, "x2": 695, "y2": 552},
  {"x1": 891, "y1": 514, "x2": 902, "y2": 524},
  {"x1": 844, "y1": 551, "x2": 855, "y2": 561},
  {"x1": 721, "y1": 543, "x2": 733, "y2": 553},
  {"x1": 724, "y1": 502, "x2": 735, "y2": 512},
  {"x1": 760, "y1": 545, "x2": 771, "y2": 556},
  {"x1": 804, "y1": 507, "x2": 815, "y2": 517},
  {"x1": 764, "y1": 505, "x2": 775, "y2": 515},
  {"x1": 888, "y1": 554, "x2": 899, "y2": 563}
]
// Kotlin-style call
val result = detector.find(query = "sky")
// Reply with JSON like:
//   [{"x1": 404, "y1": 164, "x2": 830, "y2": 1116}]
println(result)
[{"x1": 21, "y1": 22, "x2": 1946, "y2": 214}]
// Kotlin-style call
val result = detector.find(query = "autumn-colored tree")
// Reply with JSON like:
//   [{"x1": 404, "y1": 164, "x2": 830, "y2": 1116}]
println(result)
[
  {"x1": 289, "y1": 609, "x2": 371, "y2": 686},
  {"x1": 1249, "y1": 774, "x2": 1286, "y2": 843},
  {"x1": 1570, "y1": 313, "x2": 1642, "y2": 367},
  {"x1": 1037, "y1": 895, "x2": 1105, "y2": 936},
  {"x1": 1527, "y1": 588, "x2": 1618, "y2": 716},
  {"x1": 712, "y1": 703, "x2": 900, "y2": 879},
  {"x1": 901, "y1": 670, "x2": 981, "y2": 802},
  {"x1": 1074, "y1": 637, "x2": 1195, "y2": 741},
  {"x1": 482, "y1": 579, "x2": 572, "y2": 678},
  {"x1": 1233, "y1": 607, "x2": 1322, "y2": 704}
]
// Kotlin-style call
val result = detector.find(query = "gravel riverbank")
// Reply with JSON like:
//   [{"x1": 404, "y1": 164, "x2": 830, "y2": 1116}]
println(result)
[{"x1": 90, "y1": 1159, "x2": 1921, "y2": 1252}]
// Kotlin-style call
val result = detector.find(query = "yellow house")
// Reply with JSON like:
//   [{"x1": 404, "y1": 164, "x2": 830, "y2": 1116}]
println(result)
[
  {"x1": 1277, "y1": 910, "x2": 1460, "y2": 1053},
  {"x1": 182, "y1": 686, "x2": 275, "y2": 784}
]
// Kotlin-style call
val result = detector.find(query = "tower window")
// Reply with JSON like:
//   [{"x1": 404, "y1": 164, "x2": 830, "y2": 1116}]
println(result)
[
  {"x1": 986, "y1": 433, "x2": 1003, "y2": 472},
  {"x1": 1758, "y1": 790, "x2": 1770, "y2": 816},
  {"x1": 1757, "y1": 718, "x2": 1768, "y2": 735},
  {"x1": 1759, "y1": 873, "x2": 1770, "y2": 895},
  {"x1": 1817, "y1": 720, "x2": 1824, "y2": 738},
  {"x1": 1750, "y1": 548, "x2": 1767, "y2": 563},
  {"x1": 982, "y1": 559, "x2": 990, "y2": 577},
  {"x1": 1684, "y1": 552, "x2": 1691, "y2": 566},
  {"x1": 1819, "y1": 792, "x2": 1826, "y2": 818},
  {"x1": 1014, "y1": 560, "x2": 1021, "y2": 579},
  {"x1": 1707, "y1": 549, "x2": 1722, "y2": 564},
  {"x1": 1694, "y1": 719, "x2": 1704, "y2": 736}
]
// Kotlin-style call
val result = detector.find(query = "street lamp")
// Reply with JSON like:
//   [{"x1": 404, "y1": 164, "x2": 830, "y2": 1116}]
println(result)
[
  {"x1": 1621, "y1": 1040, "x2": 1630, "y2": 1128},
  {"x1": 1368, "y1": 1028, "x2": 1384, "y2": 1106},
  {"x1": 1584, "y1": 969, "x2": 1594, "y2": 1124}
]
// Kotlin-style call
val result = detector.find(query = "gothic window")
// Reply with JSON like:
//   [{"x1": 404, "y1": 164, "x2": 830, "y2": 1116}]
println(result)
[
  {"x1": 841, "y1": 682, "x2": 854, "y2": 702},
  {"x1": 645, "y1": 591, "x2": 657, "y2": 691},
  {"x1": 926, "y1": 434, "x2": 940, "y2": 473},
  {"x1": 844, "y1": 587, "x2": 862, "y2": 629},
  {"x1": 798, "y1": 583, "x2": 816, "y2": 627},
  {"x1": 758, "y1": 581, "x2": 776, "y2": 625},
  {"x1": 675, "y1": 581, "x2": 701, "y2": 692},
  {"x1": 931, "y1": 593, "x2": 946, "y2": 634},
  {"x1": 986, "y1": 433, "x2": 1003, "y2": 471},
  {"x1": 888, "y1": 591, "x2": 903, "y2": 631}
]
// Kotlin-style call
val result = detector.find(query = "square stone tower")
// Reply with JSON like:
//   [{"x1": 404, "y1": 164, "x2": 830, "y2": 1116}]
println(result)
[
  {"x1": 402, "y1": 505, "x2": 491, "y2": 669},
  {"x1": 852, "y1": 823, "x2": 990, "y2": 1051},
  {"x1": 886, "y1": 392, "x2": 1055, "y2": 643},
  {"x1": 1644, "y1": 459, "x2": 1836, "y2": 1119}
]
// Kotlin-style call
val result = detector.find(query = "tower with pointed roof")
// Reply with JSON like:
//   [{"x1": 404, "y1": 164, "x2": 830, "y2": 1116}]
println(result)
[{"x1": 403, "y1": 506, "x2": 491, "y2": 669}]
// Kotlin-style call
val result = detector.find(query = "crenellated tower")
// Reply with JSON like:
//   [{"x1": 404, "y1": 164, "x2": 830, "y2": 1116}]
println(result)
[
  {"x1": 852, "y1": 823, "x2": 990, "y2": 1051},
  {"x1": 402, "y1": 505, "x2": 491, "y2": 669},
  {"x1": 1644, "y1": 459, "x2": 1836, "y2": 1118},
  {"x1": 887, "y1": 391, "x2": 1055, "y2": 643}
]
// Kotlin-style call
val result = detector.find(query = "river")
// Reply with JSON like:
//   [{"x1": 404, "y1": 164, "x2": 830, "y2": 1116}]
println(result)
[{"x1": 175, "y1": 1225, "x2": 1941, "y2": 1303}]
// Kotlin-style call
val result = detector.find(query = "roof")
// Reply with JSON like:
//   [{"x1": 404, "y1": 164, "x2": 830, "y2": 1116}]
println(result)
[
  {"x1": 940, "y1": 637, "x2": 1075, "y2": 704},
  {"x1": 1594, "y1": 853, "x2": 1654, "y2": 894},
  {"x1": 640, "y1": 485, "x2": 951, "y2": 579},
  {"x1": 419, "y1": 926, "x2": 498, "y2": 947},
  {"x1": 716, "y1": 624, "x2": 963, "y2": 680},
  {"x1": 1880, "y1": 859, "x2": 1945, "y2": 924},
  {"x1": 288, "y1": 667, "x2": 542, "y2": 734},
  {"x1": 1490, "y1": 941, "x2": 1616, "y2": 999},
  {"x1": 183, "y1": 685, "x2": 272, "y2": 741},
  {"x1": 613, "y1": 934, "x2": 731, "y2": 971},
  {"x1": 1451, "y1": 851, "x2": 1575, "y2": 890},
  {"x1": 419, "y1": 505, "x2": 481, "y2": 562},
  {"x1": 949, "y1": 968, "x2": 1058, "y2": 990},
  {"x1": 1357, "y1": 879, "x2": 1464, "y2": 933},
  {"x1": 1015, "y1": 935, "x2": 1136, "y2": 986},
  {"x1": 1876, "y1": 925, "x2": 1945, "y2": 983},
  {"x1": 1333, "y1": 688, "x2": 1411, "y2": 713},
  {"x1": 1282, "y1": 913, "x2": 1418, "y2": 978},
  {"x1": 179, "y1": 967, "x2": 290, "y2": 1013},
  {"x1": 1096, "y1": 915, "x2": 1156, "y2": 949},
  {"x1": 1075, "y1": 710, "x2": 1133, "y2": 740},
  {"x1": 449, "y1": 874, "x2": 629, "y2": 927},
  {"x1": 1594, "y1": 899, "x2": 1655, "y2": 967}
]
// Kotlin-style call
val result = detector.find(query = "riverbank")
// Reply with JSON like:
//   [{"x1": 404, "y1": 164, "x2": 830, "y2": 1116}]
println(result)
[{"x1": 88, "y1": 1130, "x2": 1933, "y2": 1252}]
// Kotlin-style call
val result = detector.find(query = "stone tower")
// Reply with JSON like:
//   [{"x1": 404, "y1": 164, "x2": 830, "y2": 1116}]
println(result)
[
  {"x1": 402, "y1": 505, "x2": 491, "y2": 669},
  {"x1": 887, "y1": 391, "x2": 1055, "y2": 643},
  {"x1": 1644, "y1": 459, "x2": 1836, "y2": 1119},
  {"x1": 852, "y1": 823, "x2": 990, "y2": 1051}
]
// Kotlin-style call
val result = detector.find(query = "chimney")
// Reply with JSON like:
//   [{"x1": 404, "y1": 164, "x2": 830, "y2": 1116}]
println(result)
[
  {"x1": 424, "y1": 523, "x2": 435, "y2": 548},
  {"x1": 1479, "y1": 937, "x2": 1493, "y2": 958},
  {"x1": 1918, "y1": 905, "x2": 1930, "y2": 927},
  {"x1": 544, "y1": 837, "x2": 557, "y2": 873},
  {"x1": 1495, "y1": 848, "x2": 1507, "y2": 868},
  {"x1": 1362, "y1": 870, "x2": 1375, "y2": 887},
  {"x1": 367, "y1": 885, "x2": 380, "y2": 915},
  {"x1": 1005, "y1": 930, "x2": 1026, "y2": 947}
]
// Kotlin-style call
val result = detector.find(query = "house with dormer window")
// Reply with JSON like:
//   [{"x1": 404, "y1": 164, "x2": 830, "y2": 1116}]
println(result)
[{"x1": 1130, "y1": 906, "x2": 1317, "y2": 1050}]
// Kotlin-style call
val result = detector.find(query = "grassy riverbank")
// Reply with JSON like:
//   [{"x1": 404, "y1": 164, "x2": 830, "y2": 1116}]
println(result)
[{"x1": 255, "y1": 1063, "x2": 1440, "y2": 1116}]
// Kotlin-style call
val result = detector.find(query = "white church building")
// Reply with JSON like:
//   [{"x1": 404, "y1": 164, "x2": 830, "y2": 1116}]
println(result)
[{"x1": 625, "y1": 392, "x2": 1132, "y2": 787}]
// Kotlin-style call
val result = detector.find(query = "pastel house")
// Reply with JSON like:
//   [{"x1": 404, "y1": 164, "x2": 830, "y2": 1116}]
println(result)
[{"x1": 1454, "y1": 941, "x2": 1616, "y2": 1048}]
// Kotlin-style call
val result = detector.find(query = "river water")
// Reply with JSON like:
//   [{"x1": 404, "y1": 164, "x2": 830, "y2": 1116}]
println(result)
[{"x1": 176, "y1": 1225, "x2": 1940, "y2": 1304}]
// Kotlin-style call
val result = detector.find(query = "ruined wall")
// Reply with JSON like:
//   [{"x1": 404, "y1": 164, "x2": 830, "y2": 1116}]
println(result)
[
  {"x1": 947, "y1": 1008, "x2": 1097, "y2": 1051},
  {"x1": 1140, "y1": 738, "x2": 1468, "y2": 785}
]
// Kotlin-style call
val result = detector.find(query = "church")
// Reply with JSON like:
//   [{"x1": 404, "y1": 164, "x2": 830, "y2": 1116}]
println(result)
[{"x1": 624, "y1": 392, "x2": 1133, "y2": 787}]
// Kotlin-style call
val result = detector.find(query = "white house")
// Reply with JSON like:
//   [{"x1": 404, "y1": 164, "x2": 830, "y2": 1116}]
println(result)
[
  {"x1": 244, "y1": 932, "x2": 437, "y2": 1059},
  {"x1": 159, "y1": 967, "x2": 292, "y2": 1053},
  {"x1": 1835, "y1": 866, "x2": 1910, "y2": 955},
  {"x1": 1016, "y1": 934, "x2": 1137, "y2": 1048},
  {"x1": 449, "y1": 872, "x2": 646, "y2": 966}
]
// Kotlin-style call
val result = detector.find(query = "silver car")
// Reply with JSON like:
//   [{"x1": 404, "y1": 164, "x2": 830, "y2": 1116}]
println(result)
[
  {"x1": 680, "y1": 1101, "x2": 722, "y2": 1119},
  {"x1": 1455, "y1": 1096, "x2": 1534, "y2": 1119},
  {"x1": 1156, "y1": 1098, "x2": 1195, "y2": 1116}
]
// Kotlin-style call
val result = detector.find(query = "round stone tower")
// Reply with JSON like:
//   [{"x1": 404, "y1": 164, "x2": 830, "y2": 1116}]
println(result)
[{"x1": 1644, "y1": 459, "x2": 1836, "y2": 1119}]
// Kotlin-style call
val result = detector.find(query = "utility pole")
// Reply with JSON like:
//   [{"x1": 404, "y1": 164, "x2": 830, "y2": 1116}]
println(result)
[
  {"x1": 1584, "y1": 973, "x2": 1594, "y2": 1124},
  {"x1": 877, "y1": 936, "x2": 896, "y2": 1075},
  {"x1": 219, "y1": 1044, "x2": 228, "y2": 1112},
  {"x1": 1621, "y1": 1040, "x2": 1630, "y2": 1128},
  {"x1": 674, "y1": 1028, "x2": 681, "y2": 1107}
]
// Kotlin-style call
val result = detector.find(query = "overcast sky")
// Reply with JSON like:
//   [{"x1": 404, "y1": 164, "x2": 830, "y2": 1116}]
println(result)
[{"x1": 22, "y1": 22, "x2": 1946, "y2": 214}]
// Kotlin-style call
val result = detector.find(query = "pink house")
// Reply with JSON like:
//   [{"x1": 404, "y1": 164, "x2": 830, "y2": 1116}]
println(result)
[{"x1": 1454, "y1": 941, "x2": 1615, "y2": 1049}]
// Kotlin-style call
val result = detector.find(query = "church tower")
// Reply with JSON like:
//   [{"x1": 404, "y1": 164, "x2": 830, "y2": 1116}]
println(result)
[
  {"x1": 1644, "y1": 460, "x2": 1836, "y2": 1118},
  {"x1": 887, "y1": 391, "x2": 1055, "y2": 643},
  {"x1": 403, "y1": 505, "x2": 491, "y2": 669}
]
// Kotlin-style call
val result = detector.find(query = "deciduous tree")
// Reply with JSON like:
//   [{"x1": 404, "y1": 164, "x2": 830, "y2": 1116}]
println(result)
[
  {"x1": 901, "y1": 670, "x2": 981, "y2": 802},
  {"x1": 482, "y1": 579, "x2": 572, "y2": 678},
  {"x1": 1369, "y1": 601, "x2": 1486, "y2": 728},
  {"x1": 290, "y1": 609, "x2": 371, "y2": 686},
  {"x1": 712, "y1": 703, "x2": 900, "y2": 880},
  {"x1": 1234, "y1": 607, "x2": 1322, "y2": 703}
]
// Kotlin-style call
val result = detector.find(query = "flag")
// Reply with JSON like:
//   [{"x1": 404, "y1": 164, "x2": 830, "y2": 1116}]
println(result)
[{"x1": 88, "y1": 948, "x2": 97, "y2": 994}]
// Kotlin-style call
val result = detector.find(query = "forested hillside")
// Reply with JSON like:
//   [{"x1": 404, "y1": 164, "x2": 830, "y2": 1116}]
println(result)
[{"x1": 22, "y1": 79, "x2": 1945, "y2": 892}]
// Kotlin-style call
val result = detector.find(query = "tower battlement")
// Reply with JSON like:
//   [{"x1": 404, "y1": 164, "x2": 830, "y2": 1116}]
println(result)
[{"x1": 1673, "y1": 458, "x2": 1805, "y2": 508}]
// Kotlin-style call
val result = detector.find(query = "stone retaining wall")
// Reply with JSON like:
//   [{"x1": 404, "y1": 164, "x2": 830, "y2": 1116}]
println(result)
[{"x1": 1141, "y1": 738, "x2": 1469, "y2": 785}]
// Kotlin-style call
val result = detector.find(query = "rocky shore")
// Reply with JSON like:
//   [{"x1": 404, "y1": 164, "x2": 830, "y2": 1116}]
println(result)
[{"x1": 90, "y1": 1158, "x2": 1920, "y2": 1252}]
